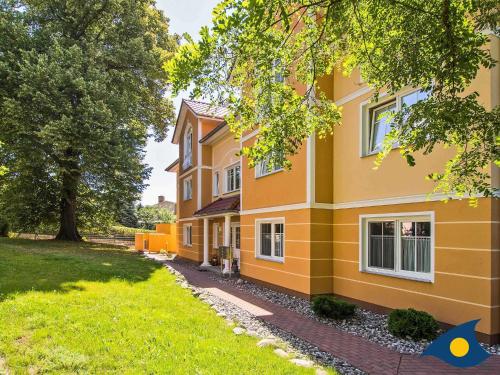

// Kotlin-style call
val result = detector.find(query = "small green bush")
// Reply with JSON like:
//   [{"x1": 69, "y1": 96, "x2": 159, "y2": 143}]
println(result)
[
  {"x1": 388, "y1": 308, "x2": 439, "y2": 341},
  {"x1": 311, "y1": 295, "x2": 356, "y2": 320}
]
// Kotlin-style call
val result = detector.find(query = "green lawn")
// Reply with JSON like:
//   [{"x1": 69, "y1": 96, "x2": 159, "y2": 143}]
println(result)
[{"x1": 0, "y1": 238, "x2": 328, "y2": 374}]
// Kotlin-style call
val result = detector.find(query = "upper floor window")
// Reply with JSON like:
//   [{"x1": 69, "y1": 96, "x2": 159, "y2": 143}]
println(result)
[
  {"x1": 369, "y1": 101, "x2": 396, "y2": 153},
  {"x1": 360, "y1": 212, "x2": 434, "y2": 282},
  {"x1": 224, "y1": 163, "x2": 240, "y2": 193},
  {"x1": 273, "y1": 58, "x2": 284, "y2": 83},
  {"x1": 362, "y1": 88, "x2": 428, "y2": 156},
  {"x1": 213, "y1": 171, "x2": 220, "y2": 196},
  {"x1": 256, "y1": 152, "x2": 284, "y2": 178},
  {"x1": 183, "y1": 176, "x2": 192, "y2": 201},
  {"x1": 183, "y1": 125, "x2": 193, "y2": 169}
]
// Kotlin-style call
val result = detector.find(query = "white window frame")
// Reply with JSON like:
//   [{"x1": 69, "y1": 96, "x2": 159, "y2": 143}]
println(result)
[
  {"x1": 183, "y1": 224, "x2": 192, "y2": 247},
  {"x1": 224, "y1": 163, "x2": 241, "y2": 193},
  {"x1": 255, "y1": 154, "x2": 283, "y2": 178},
  {"x1": 182, "y1": 125, "x2": 193, "y2": 169},
  {"x1": 183, "y1": 176, "x2": 192, "y2": 201},
  {"x1": 231, "y1": 222, "x2": 241, "y2": 251},
  {"x1": 360, "y1": 87, "x2": 428, "y2": 157},
  {"x1": 359, "y1": 211, "x2": 435, "y2": 283},
  {"x1": 255, "y1": 217, "x2": 285, "y2": 263},
  {"x1": 213, "y1": 171, "x2": 220, "y2": 196},
  {"x1": 213, "y1": 223, "x2": 219, "y2": 249}
]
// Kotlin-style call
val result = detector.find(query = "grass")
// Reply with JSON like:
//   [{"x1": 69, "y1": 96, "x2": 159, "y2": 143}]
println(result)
[{"x1": 0, "y1": 238, "x2": 330, "y2": 374}]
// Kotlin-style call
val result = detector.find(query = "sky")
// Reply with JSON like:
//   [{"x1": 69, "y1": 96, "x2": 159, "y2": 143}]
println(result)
[{"x1": 141, "y1": 0, "x2": 220, "y2": 206}]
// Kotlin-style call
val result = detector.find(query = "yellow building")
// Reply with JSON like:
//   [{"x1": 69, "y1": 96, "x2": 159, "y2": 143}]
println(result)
[{"x1": 167, "y1": 36, "x2": 499, "y2": 344}]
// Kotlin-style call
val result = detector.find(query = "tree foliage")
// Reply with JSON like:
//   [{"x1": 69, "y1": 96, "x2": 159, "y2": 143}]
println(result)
[
  {"x1": 136, "y1": 205, "x2": 176, "y2": 230},
  {"x1": 167, "y1": 0, "x2": 499, "y2": 201},
  {"x1": 0, "y1": 0, "x2": 177, "y2": 239}
]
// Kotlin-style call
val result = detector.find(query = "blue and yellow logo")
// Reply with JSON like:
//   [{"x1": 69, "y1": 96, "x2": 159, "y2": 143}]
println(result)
[{"x1": 422, "y1": 319, "x2": 491, "y2": 368}]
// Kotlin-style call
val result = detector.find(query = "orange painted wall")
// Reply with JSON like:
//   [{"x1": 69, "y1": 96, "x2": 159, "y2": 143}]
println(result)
[
  {"x1": 240, "y1": 208, "x2": 334, "y2": 296},
  {"x1": 178, "y1": 169, "x2": 197, "y2": 219},
  {"x1": 156, "y1": 223, "x2": 178, "y2": 253},
  {"x1": 211, "y1": 132, "x2": 241, "y2": 201},
  {"x1": 332, "y1": 198, "x2": 498, "y2": 336},
  {"x1": 177, "y1": 220, "x2": 203, "y2": 262},
  {"x1": 331, "y1": 38, "x2": 499, "y2": 204},
  {"x1": 241, "y1": 135, "x2": 308, "y2": 210}
]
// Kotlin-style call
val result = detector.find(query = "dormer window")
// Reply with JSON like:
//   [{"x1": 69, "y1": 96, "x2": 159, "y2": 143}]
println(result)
[{"x1": 183, "y1": 125, "x2": 193, "y2": 169}]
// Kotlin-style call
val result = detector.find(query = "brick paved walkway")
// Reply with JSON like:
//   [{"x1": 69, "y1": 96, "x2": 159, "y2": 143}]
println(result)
[{"x1": 151, "y1": 256, "x2": 500, "y2": 375}]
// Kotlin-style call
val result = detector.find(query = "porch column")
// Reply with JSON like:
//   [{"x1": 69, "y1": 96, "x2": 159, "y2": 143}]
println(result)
[
  {"x1": 224, "y1": 215, "x2": 231, "y2": 246},
  {"x1": 201, "y1": 218, "x2": 210, "y2": 267}
]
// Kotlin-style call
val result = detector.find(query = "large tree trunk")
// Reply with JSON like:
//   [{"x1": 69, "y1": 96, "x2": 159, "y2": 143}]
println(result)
[{"x1": 55, "y1": 155, "x2": 82, "y2": 241}]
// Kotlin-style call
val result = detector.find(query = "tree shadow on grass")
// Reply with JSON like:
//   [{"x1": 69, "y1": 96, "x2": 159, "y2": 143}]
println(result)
[{"x1": 0, "y1": 237, "x2": 163, "y2": 302}]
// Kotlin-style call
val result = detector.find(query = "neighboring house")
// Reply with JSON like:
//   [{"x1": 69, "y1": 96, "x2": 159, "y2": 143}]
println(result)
[
  {"x1": 166, "y1": 36, "x2": 499, "y2": 346},
  {"x1": 154, "y1": 195, "x2": 176, "y2": 213}
]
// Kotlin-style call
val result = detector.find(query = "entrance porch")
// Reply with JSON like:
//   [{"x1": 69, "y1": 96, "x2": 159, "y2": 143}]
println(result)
[{"x1": 193, "y1": 195, "x2": 241, "y2": 271}]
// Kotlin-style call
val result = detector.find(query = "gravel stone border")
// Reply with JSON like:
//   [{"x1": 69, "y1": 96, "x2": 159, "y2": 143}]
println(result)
[
  {"x1": 161, "y1": 260, "x2": 365, "y2": 375},
  {"x1": 173, "y1": 259, "x2": 499, "y2": 356}
]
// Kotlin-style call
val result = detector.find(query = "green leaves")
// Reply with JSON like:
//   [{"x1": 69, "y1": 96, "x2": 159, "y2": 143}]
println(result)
[
  {"x1": 0, "y1": 0, "x2": 177, "y2": 234},
  {"x1": 136, "y1": 205, "x2": 176, "y2": 230},
  {"x1": 167, "y1": 0, "x2": 499, "y2": 200}
]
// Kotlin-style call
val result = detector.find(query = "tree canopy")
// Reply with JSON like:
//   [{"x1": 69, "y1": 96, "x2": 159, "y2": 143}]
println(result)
[
  {"x1": 0, "y1": 0, "x2": 177, "y2": 239},
  {"x1": 136, "y1": 205, "x2": 176, "y2": 230},
  {"x1": 167, "y1": 0, "x2": 499, "y2": 202}
]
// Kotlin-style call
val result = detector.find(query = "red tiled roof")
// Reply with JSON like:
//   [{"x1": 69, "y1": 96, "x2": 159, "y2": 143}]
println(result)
[
  {"x1": 194, "y1": 195, "x2": 240, "y2": 217},
  {"x1": 183, "y1": 99, "x2": 229, "y2": 119}
]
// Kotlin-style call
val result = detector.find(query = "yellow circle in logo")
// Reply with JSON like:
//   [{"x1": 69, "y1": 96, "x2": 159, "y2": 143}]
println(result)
[{"x1": 450, "y1": 337, "x2": 469, "y2": 357}]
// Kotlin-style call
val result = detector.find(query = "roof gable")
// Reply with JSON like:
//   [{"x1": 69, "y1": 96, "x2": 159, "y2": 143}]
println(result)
[{"x1": 172, "y1": 99, "x2": 228, "y2": 144}]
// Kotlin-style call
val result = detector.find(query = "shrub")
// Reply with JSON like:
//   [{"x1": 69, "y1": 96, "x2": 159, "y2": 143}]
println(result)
[
  {"x1": 388, "y1": 308, "x2": 439, "y2": 341},
  {"x1": 311, "y1": 295, "x2": 356, "y2": 320},
  {"x1": 0, "y1": 219, "x2": 8, "y2": 237}
]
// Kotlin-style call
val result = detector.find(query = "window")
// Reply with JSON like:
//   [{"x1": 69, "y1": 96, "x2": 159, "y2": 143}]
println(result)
[
  {"x1": 360, "y1": 213, "x2": 434, "y2": 282},
  {"x1": 213, "y1": 172, "x2": 220, "y2": 196},
  {"x1": 362, "y1": 88, "x2": 429, "y2": 155},
  {"x1": 213, "y1": 223, "x2": 219, "y2": 249},
  {"x1": 182, "y1": 126, "x2": 193, "y2": 169},
  {"x1": 256, "y1": 218, "x2": 284, "y2": 261},
  {"x1": 183, "y1": 224, "x2": 192, "y2": 247},
  {"x1": 256, "y1": 153, "x2": 284, "y2": 178},
  {"x1": 225, "y1": 164, "x2": 241, "y2": 193},
  {"x1": 273, "y1": 58, "x2": 284, "y2": 83},
  {"x1": 231, "y1": 225, "x2": 241, "y2": 250},
  {"x1": 369, "y1": 101, "x2": 396, "y2": 153},
  {"x1": 183, "y1": 177, "x2": 192, "y2": 200}
]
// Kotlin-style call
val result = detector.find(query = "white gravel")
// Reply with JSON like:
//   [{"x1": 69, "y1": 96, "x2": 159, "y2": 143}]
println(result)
[
  {"x1": 177, "y1": 260, "x2": 500, "y2": 357},
  {"x1": 156, "y1": 256, "x2": 499, "y2": 375},
  {"x1": 161, "y1": 260, "x2": 365, "y2": 375}
]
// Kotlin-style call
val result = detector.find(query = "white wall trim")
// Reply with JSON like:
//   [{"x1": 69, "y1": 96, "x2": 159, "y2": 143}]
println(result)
[
  {"x1": 306, "y1": 134, "x2": 316, "y2": 205},
  {"x1": 178, "y1": 217, "x2": 197, "y2": 222},
  {"x1": 335, "y1": 85, "x2": 372, "y2": 106},
  {"x1": 207, "y1": 193, "x2": 485, "y2": 216},
  {"x1": 197, "y1": 119, "x2": 202, "y2": 210},
  {"x1": 333, "y1": 276, "x2": 499, "y2": 309},
  {"x1": 178, "y1": 166, "x2": 212, "y2": 180},
  {"x1": 332, "y1": 193, "x2": 471, "y2": 210},
  {"x1": 241, "y1": 203, "x2": 308, "y2": 215},
  {"x1": 240, "y1": 129, "x2": 260, "y2": 143},
  {"x1": 195, "y1": 212, "x2": 239, "y2": 220},
  {"x1": 312, "y1": 203, "x2": 335, "y2": 210}
]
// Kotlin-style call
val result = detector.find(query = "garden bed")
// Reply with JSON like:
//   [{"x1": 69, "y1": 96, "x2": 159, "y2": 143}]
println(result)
[{"x1": 175, "y1": 259, "x2": 499, "y2": 356}]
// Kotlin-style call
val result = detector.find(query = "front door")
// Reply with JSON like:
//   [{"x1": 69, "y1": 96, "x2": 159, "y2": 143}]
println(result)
[{"x1": 230, "y1": 224, "x2": 240, "y2": 264}]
